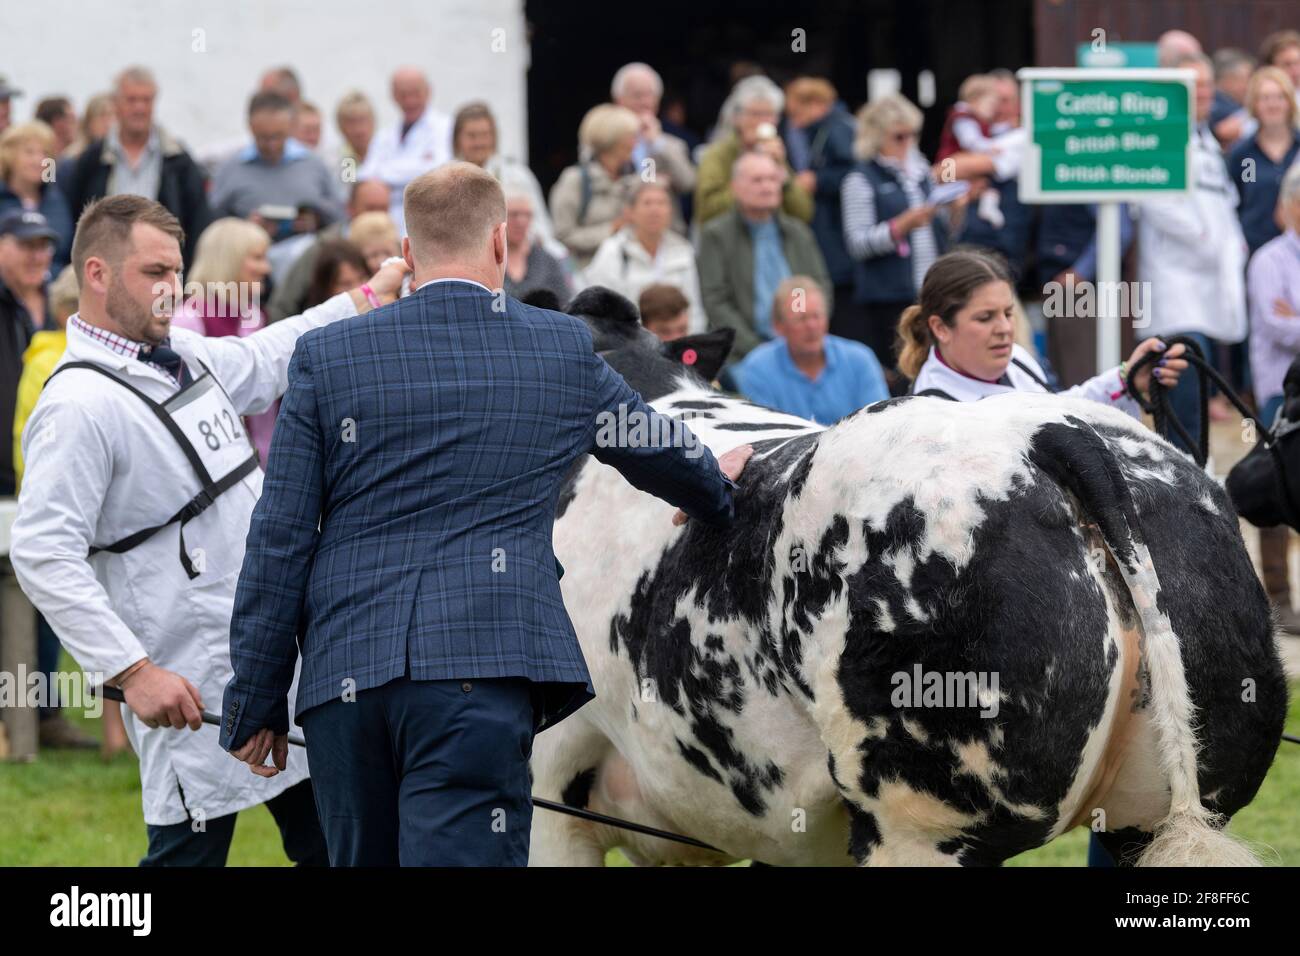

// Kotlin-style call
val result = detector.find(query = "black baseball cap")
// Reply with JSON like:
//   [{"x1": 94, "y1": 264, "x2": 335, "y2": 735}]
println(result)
[{"x1": 0, "y1": 209, "x2": 58, "y2": 242}]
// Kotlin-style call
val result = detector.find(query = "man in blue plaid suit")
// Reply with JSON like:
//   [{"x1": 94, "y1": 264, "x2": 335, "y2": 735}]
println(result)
[{"x1": 218, "y1": 163, "x2": 751, "y2": 866}]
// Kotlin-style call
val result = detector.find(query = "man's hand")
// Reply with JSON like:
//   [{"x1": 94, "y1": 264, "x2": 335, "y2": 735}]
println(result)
[
  {"x1": 673, "y1": 444, "x2": 754, "y2": 526},
  {"x1": 232, "y1": 728, "x2": 289, "y2": 778},
  {"x1": 120, "y1": 662, "x2": 204, "y2": 730},
  {"x1": 794, "y1": 169, "x2": 817, "y2": 195},
  {"x1": 638, "y1": 111, "x2": 662, "y2": 144},
  {"x1": 1274, "y1": 297, "x2": 1298, "y2": 319}
]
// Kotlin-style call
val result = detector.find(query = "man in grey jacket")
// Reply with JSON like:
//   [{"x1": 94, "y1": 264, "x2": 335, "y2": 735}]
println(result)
[{"x1": 697, "y1": 151, "x2": 831, "y2": 361}]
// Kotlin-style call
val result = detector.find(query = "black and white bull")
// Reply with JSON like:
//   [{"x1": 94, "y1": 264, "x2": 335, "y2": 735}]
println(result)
[
  {"x1": 1227, "y1": 358, "x2": 1300, "y2": 531},
  {"x1": 532, "y1": 288, "x2": 1287, "y2": 867}
]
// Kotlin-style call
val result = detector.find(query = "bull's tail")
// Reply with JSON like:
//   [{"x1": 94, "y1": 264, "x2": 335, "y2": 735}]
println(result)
[{"x1": 1029, "y1": 419, "x2": 1261, "y2": 867}]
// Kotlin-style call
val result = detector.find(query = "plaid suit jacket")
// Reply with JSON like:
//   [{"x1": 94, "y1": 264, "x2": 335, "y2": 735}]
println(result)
[{"x1": 220, "y1": 280, "x2": 734, "y2": 749}]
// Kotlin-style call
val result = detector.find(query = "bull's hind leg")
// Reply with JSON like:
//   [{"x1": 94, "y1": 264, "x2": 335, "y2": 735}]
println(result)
[{"x1": 528, "y1": 715, "x2": 613, "y2": 866}]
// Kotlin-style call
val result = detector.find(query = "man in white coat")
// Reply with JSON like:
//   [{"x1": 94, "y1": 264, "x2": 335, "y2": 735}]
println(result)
[
  {"x1": 358, "y1": 67, "x2": 453, "y2": 235},
  {"x1": 1135, "y1": 51, "x2": 1248, "y2": 453},
  {"x1": 9, "y1": 195, "x2": 408, "y2": 865}
]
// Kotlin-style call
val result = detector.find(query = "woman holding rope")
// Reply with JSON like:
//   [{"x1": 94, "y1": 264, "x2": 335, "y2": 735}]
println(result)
[{"x1": 896, "y1": 247, "x2": 1189, "y2": 867}]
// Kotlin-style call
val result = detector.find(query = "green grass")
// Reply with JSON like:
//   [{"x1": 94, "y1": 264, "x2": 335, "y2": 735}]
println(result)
[{"x1": 3, "y1": 670, "x2": 1297, "y2": 866}]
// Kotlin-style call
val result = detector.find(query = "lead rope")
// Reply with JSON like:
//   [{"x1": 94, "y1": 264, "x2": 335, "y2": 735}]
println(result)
[{"x1": 93, "y1": 685, "x2": 724, "y2": 851}]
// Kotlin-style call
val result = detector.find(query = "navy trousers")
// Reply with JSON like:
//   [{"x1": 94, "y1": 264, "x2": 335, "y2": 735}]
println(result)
[
  {"x1": 300, "y1": 675, "x2": 537, "y2": 867},
  {"x1": 140, "y1": 778, "x2": 328, "y2": 866}
]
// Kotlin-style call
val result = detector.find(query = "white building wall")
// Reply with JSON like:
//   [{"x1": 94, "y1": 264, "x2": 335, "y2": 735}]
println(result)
[{"x1": 0, "y1": 0, "x2": 530, "y2": 163}]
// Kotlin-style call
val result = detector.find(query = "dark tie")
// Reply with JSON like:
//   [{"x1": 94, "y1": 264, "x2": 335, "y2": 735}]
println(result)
[{"x1": 139, "y1": 343, "x2": 193, "y2": 387}]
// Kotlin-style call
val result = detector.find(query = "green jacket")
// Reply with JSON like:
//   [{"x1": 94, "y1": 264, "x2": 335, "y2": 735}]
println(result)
[
  {"x1": 697, "y1": 208, "x2": 832, "y2": 361},
  {"x1": 694, "y1": 132, "x2": 814, "y2": 226}
]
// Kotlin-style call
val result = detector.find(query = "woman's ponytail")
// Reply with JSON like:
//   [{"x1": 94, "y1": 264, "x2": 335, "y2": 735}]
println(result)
[{"x1": 896, "y1": 304, "x2": 931, "y2": 380}]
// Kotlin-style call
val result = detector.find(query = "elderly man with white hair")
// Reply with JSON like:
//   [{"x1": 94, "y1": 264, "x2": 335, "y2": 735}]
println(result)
[
  {"x1": 694, "y1": 75, "x2": 813, "y2": 225},
  {"x1": 610, "y1": 62, "x2": 696, "y2": 202},
  {"x1": 358, "y1": 67, "x2": 453, "y2": 233}
]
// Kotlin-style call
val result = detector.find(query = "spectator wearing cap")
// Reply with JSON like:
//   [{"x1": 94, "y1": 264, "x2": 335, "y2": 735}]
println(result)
[
  {"x1": 695, "y1": 75, "x2": 813, "y2": 225},
  {"x1": 0, "y1": 208, "x2": 55, "y2": 493},
  {"x1": 639, "y1": 283, "x2": 691, "y2": 341},
  {"x1": 0, "y1": 74, "x2": 22, "y2": 136},
  {"x1": 580, "y1": 180, "x2": 704, "y2": 332},
  {"x1": 211, "y1": 91, "x2": 342, "y2": 236},
  {"x1": 0, "y1": 121, "x2": 74, "y2": 271},
  {"x1": 60, "y1": 66, "x2": 211, "y2": 266},
  {"x1": 697, "y1": 150, "x2": 831, "y2": 362},
  {"x1": 732, "y1": 275, "x2": 887, "y2": 424}
]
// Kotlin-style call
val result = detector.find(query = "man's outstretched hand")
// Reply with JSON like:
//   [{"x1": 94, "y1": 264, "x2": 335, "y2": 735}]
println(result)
[{"x1": 673, "y1": 444, "x2": 754, "y2": 526}]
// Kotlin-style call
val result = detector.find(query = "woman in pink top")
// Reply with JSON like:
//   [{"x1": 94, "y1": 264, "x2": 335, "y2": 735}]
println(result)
[{"x1": 172, "y1": 217, "x2": 277, "y2": 464}]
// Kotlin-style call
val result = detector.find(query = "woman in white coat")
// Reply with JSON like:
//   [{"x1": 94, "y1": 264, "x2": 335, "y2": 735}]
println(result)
[
  {"x1": 1135, "y1": 52, "x2": 1249, "y2": 450},
  {"x1": 9, "y1": 195, "x2": 408, "y2": 865},
  {"x1": 579, "y1": 180, "x2": 705, "y2": 332}
]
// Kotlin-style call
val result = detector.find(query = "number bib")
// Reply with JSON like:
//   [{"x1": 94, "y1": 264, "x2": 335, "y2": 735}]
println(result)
[{"x1": 163, "y1": 373, "x2": 256, "y2": 483}]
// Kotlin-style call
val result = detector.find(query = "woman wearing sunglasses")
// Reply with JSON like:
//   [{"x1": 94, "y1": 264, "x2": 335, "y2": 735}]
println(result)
[{"x1": 841, "y1": 93, "x2": 970, "y2": 391}]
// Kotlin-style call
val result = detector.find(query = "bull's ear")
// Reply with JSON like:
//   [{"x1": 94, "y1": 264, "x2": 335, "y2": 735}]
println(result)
[
  {"x1": 566, "y1": 286, "x2": 640, "y2": 325},
  {"x1": 521, "y1": 289, "x2": 562, "y2": 312},
  {"x1": 662, "y1": 328, "x2": 735, "y2": 382}
]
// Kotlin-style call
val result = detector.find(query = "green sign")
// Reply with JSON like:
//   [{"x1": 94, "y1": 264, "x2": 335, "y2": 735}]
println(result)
[{"x1": 1017, "y1": 68, "x2": 1195, "y2": 203}]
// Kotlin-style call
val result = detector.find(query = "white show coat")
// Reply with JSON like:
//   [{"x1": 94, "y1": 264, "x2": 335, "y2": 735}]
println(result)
[
  {"x1": 10, "y1": 292, "x2": 358, "y2": 826},
  {"x1": 1135, "y1": 125, "x2": 1248, "y2": 344},
  {"x1": 911, "y1": 343, "x2": 1141, "y2": 418},
  {"x1": 358, "y1": 106, "x2": 453, "y2": 234}
]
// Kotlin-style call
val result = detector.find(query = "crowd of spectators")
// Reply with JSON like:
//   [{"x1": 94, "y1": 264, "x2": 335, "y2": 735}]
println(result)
[{"x1": 3, "y1": 25, "x2": 1300, "y2": 746}]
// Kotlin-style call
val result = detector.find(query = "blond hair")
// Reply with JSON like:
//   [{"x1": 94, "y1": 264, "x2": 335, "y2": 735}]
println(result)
[
  {"x1": 0, "y1": 121, "x2": 55, "y2": 181},
  {"x1": 958, "y1": 74, "x2": 997, "y2": 104},
  {"x1": 187, "y1": 217, "x2": 268, "y2": 289},
  {"x1": 578, "y1": 103, "x2": 640, "y2": 158},
  {"x1": 853, "y1": 94, "x2": 923, "y2": 161},
  {"x1": 896, "y1": 248, "x2": 1011, "y2": 379},
  {"x1": 403, "y1": 161, "x2": 506, "y2": 262},
  {"x1": 1245, "y1": 66, "x2": 1299, "y2": 128},
  {"x1": 349, "y1": 211, "x2": 399, "y2": 251},
  {"x1": 335, "y1": 91, "x2": 374, "y2": 125},
  {"x1": 48, "y1": 265, "x2": 79, "y2": 320}
]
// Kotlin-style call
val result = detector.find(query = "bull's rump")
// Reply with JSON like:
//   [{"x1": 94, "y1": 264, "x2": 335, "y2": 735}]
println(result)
[{"x1": 548, "y1": 388, "x2": 1284, "y2": 863}]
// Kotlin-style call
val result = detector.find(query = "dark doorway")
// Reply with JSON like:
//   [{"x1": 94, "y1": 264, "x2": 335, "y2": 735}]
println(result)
[{"x1": 524, "y1": 0, "x2": 1035, "y2": 192}]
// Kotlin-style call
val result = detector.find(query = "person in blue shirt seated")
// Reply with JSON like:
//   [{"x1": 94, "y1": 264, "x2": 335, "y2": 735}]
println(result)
[{"x1": 732, "y1": 274, "x2": 889, "y2": 424}]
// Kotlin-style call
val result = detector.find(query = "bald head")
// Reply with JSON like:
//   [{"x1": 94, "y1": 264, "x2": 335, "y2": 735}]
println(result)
[
  {"x1": 392, "y1": 67, "x2": 431, "y2": 123},
  {"x1": 403, "y1": 162, "x2": 506, "y2": 278},
  {"x1": 1158, "y1": 30, "x2": 1202, "y2": 66}
]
